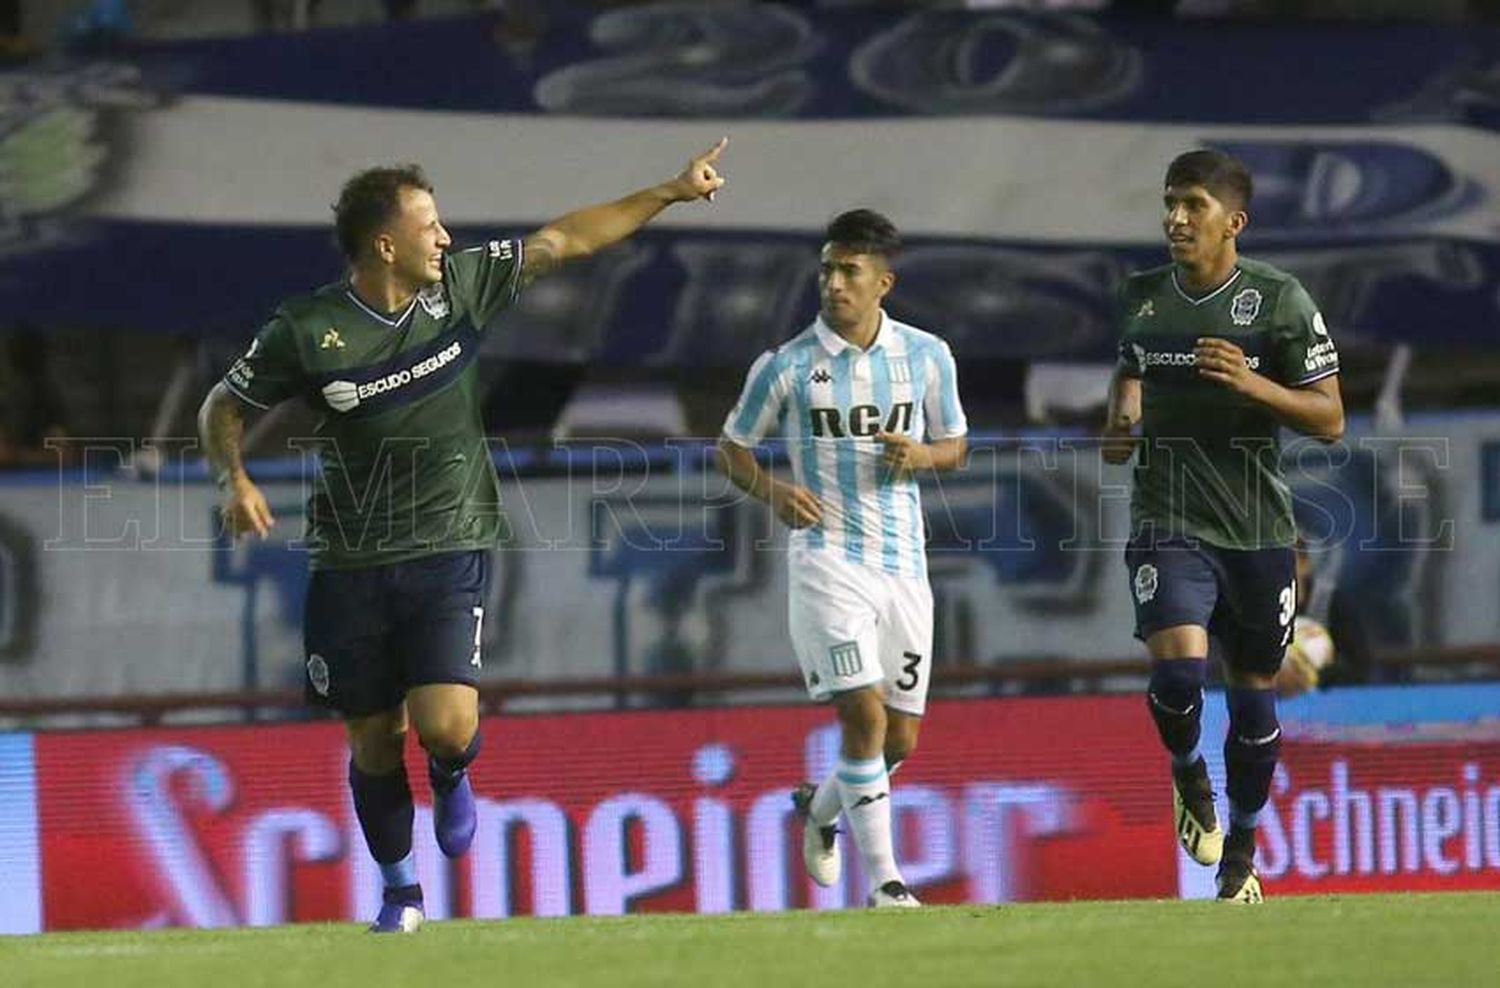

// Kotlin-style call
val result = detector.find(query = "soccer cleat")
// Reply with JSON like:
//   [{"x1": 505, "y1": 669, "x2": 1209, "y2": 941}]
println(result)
[
  {"x1": 369, "y1": 884, "x2": 424, "y2": 933},
  {"x1": 1172, "y1": 757, "x2": 1224, "y2": 866},
  {"x1": 433, "y1": 772, "x2": 478, "y2": 858},
  {"x1": 1216, "y1": 828, "x2": 1263, "y2": 903},
  {"x1": 791, "y1": 782, "x2": 840, "y2": 887},
  {"x1": 866, "y1": 880, "x2": 921, "y2": 909}
]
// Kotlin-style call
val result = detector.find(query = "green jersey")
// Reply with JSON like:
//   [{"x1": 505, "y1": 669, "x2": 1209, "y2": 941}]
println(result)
[
  {"x1": 222, "y1": 239, "x2": 525, "y2": 569},
  {"x1": 1117, "y1": 256, "x2": 1339, "y2": 550}
]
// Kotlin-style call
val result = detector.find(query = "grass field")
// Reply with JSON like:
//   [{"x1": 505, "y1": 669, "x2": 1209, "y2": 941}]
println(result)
[{"x1": 4, "y1": 893, "x2": 1498, "y2": 988}]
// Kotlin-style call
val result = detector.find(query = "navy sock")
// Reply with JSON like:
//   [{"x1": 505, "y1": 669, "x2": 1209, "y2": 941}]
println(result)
[
  {"x1": 428, "y1": 730, "x2": 481, "y2": 796},
  {"x1": 1147, "y1": 658, "x2": 1206, "y2": 766},
  {"x1": 1224, "y1": 687, "x2": 1281, "y2": 828},
  {"x1": 349, "y1": 760, "x2": 414, "y2": 868}
]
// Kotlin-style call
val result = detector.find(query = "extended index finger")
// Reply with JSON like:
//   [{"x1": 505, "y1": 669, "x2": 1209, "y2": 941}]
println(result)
[{"x1": 699, "y1": 136, "x2": 729, "y2": 164}]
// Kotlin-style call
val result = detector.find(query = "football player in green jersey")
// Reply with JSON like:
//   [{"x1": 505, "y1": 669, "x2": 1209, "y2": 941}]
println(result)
[
  {"x1": 1100, "y1": 149, "x2": 1343, "y2": 903},
  {"x1": 197, "y1": 138, "x2": 728, "y2": 933}
]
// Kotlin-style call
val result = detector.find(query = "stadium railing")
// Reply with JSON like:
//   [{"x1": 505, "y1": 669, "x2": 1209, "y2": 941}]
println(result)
[{"x1": 0, "y1": 645, "x2": 1495, "y2": 728}]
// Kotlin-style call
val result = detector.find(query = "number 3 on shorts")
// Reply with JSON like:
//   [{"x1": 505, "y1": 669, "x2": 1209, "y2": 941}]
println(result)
[
  {"x1": 1277, "y1": 580, "x2": 1295, "y2": 647},
  {"x1": 896, "y1": 651, "x2": 922, "y2": 691}
]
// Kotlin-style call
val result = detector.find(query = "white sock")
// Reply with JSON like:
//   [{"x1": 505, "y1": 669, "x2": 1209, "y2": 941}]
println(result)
[
  {"x1": 810, "y1": 758, "x2": 903, "y2": 826},
  {"x1": 835, "y1": 755, "x2": 901, "y2": 892}
]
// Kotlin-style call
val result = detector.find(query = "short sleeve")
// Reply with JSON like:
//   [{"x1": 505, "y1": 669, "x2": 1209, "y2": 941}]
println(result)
[
  {"x1": 1116, "y1": 283, "x2": 1143, "y2": 378},
  {"x1": 921, "y1": 340, "x2": 968, "y2": 441},
  {"x1": 1274, "y1": 279, "x2": 1340, "y2": 386},
  {"x1": 445, "y1": 238, "x2": 524, "y2": 327},
  {"x1": 721, "y1": 350, "x2": 788, "y2": 447},
  {"x1": 221, "y1": 314, "x2": 303, "y2": 409}
]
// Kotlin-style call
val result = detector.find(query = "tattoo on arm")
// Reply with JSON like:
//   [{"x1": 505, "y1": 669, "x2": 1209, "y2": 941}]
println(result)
[
  {"x1": 520, "y1": 230, "x2": 566, "y2": 288},
  {"x1": 199, "y1": 383, "x2": 248, "y2": 484}
]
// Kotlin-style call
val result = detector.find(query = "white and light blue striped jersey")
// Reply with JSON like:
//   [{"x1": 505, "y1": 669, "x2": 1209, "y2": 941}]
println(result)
[{"x1": 721, "y1": 312, "x2": 968, "y2": 579}]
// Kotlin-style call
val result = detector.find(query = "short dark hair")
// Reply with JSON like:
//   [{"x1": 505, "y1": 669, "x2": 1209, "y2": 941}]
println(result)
[
  {"x1": 332, "y1": 164, "x2": 433, "y2": 261},
  {"x1": 824, "y1": 209, "x2": 901, "y2": 261},
  {"x1": 1164, "y1": 150, "x2": 1253, "y2": 210}
]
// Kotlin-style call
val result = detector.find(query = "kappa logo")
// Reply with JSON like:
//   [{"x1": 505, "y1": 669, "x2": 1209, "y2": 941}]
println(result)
[
  {"x1": 1133, "y1": 563, "x2": 1159, "y2": 604},
  {"x1": 320, "y1": 328, "x2": 345, "y2": 350},
  {"x1": 810, "y1": 368, "x2": 833, "y2": 385},
  {"x1": 1136, "y1": 300, "x2": 1155, "y2": 319},
  {"x1": 1230, "y1": 288, "x2": 1263, "y2": 326},
  {"x1": 306, "y1": 653, "x2": 331, "y2": 697},
  {"x1": 417, "y1": 284, "x2": 450, "y2": 319}
]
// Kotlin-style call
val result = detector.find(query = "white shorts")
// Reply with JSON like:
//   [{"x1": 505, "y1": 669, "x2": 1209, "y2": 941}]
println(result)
[{"x1": 787, "y1": 549, "x2": 934, "y2": 716}]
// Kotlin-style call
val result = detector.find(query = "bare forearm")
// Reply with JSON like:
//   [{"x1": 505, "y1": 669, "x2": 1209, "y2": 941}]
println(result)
[
  {"x1": 197, "y1": 383, "x2": 250, "y2": 484},
  {"x1": 715, "y1": 438, "x2": 776, "y2": 502},
  {"x1": 1249, "y1": 377, "x2": 1344, "y2": 440},
  {"x1": 541, "y1": 184, "x2": 678, "y2": 263},
  {"x1": 925, "y1": 436, "x2": 967, "y2": 472},
  {"x1": 1106, "y1": 370, "x2": 1141, "y2": 429}
]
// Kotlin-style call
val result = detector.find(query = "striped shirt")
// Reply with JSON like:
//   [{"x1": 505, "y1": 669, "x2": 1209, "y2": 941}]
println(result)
[{"x1": 722, "y1": 312, "x2": 967, "y2": 579}]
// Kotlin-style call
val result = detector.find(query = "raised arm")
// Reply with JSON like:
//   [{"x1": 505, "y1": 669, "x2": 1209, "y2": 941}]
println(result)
[
  {"x1": 520, "y1": 137, "x2": 728, "y2": 285},
  {"x1": 198, "y1": 382, "x2": 275, "y2": 538}
]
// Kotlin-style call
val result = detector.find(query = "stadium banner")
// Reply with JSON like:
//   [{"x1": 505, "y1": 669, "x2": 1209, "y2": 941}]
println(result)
[
  {"x1": 5, "y1": 683, "x2": 1498, "y2": 933},
  {"x1": 0, "y1": 410, "x2": 1479, "y2": 703},
  {"x1": 31, "y1": 696, "x2": 1171, "y2": 931},
  {"x1": 1180, "y1": 685, "x2": 1500, "y2": 898},
  {"x1": 1, "y1": 8, "x2": 1498, "y2": 349}
]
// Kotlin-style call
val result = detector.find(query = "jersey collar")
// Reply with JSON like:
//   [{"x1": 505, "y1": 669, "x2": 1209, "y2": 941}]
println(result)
[
  {"x1": 1171, "y1": 266, "x2": 1242, "y2": 307},
  {"x1": 814, "y1": 310, "x2": 893, "y2": 356},
  {"x1": 344, "y1": 285, "x2": 418, "y2": 328}
]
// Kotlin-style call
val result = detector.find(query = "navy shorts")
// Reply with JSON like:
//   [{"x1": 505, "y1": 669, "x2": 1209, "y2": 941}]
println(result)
[
  {"x1": 303, "y1": 550, "x2": 490, "y2": 717},
  {"x1": 1124, "y1": 537, "x2": 1296, "y2": 676}
]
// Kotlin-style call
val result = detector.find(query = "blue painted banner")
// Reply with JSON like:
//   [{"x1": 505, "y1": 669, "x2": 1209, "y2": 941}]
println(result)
[
  {"x1": 124, "y1": 7, "x2": 1500, "y2": 125},
  {"x1": 1, "y1": 6, "x2": 1498, "y2": 353}
]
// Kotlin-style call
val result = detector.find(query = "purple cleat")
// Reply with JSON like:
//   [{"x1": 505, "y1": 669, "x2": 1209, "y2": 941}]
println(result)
[
  {"x1": 369, "y1": 884, "x2": 424, "y2": 934},
  {"x1": 433, "y1": 772, "x2": 477, "y2": 858}
]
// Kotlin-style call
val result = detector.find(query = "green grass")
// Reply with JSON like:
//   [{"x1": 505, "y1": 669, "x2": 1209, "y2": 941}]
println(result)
[{"x1": 4, "y1": 894, "x2": 1499, "y2": 988}]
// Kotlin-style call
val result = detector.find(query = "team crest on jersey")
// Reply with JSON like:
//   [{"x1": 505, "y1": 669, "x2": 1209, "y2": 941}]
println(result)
[
  {"x1": 1229, "y1": 288, "x2": 1263, "y2": 326},
  {"x1": 320, "y1": 328, "x2": 345, "y2": 350},
  {"x1": 306, "y1": 653, "x2": 331, "y2": 696},
  {"x1": 417, "y1": 283, "x2": 450, "y2": 319},
  {"x1": 829, "y1": 641, "x2": 864, "y2": 678},
  {"x1": 1136, "y1": 300, "x2": 1155, "y2": 319},
  {"x1": 1133, "y1": 564, "x2": 1159, "y2": 604},
  {"x1": 888, "y1": 357, "x2": 911, "y2": 383}
]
